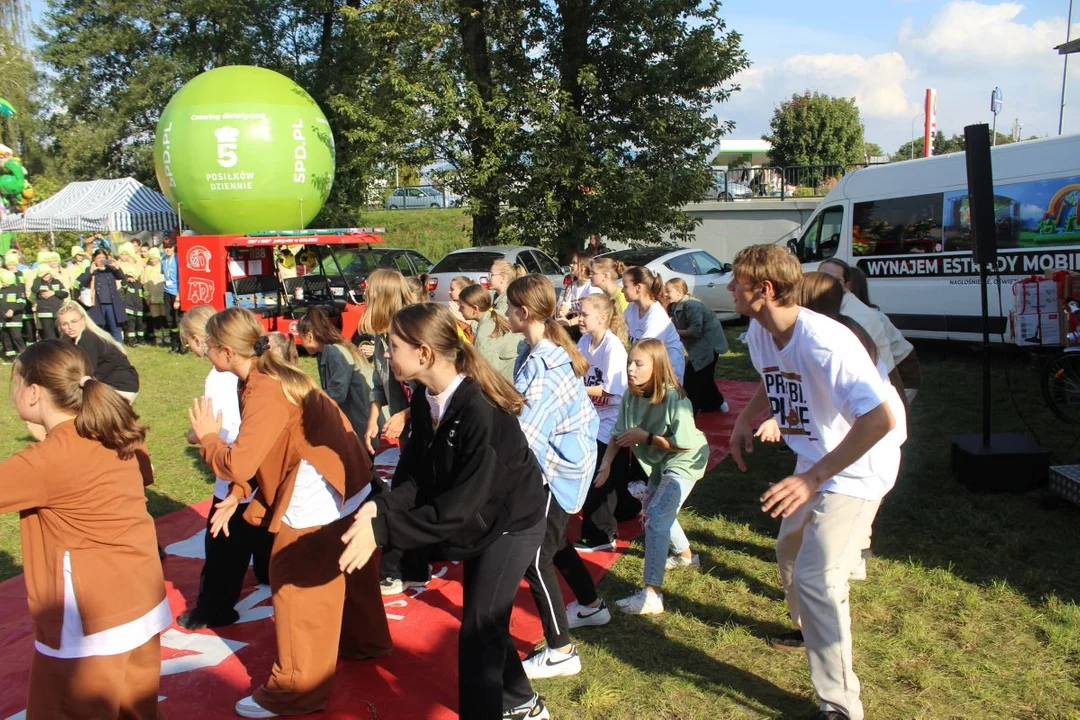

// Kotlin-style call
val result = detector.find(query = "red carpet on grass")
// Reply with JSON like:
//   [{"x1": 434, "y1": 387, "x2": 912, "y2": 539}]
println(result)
[{"x1": 0, "y1": 380, "x2": 759, "y2": 720}]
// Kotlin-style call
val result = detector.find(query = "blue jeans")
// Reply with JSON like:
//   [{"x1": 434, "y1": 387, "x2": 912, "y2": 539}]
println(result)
[
  {"x1": 99, "y1": 305, "x2": 124, "y2": 343},
  {"x1": 642, "y1": 471, "x2": 697, "y2": 587}
]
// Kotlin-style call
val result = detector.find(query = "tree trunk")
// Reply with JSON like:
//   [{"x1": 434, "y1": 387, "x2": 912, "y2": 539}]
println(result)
[
  {"x1": 553, "y1": 0, "x2": 591, "y2": 259},
  {"x1": 457, "y1": 0, "x2": 499, "y2": 245},
  {"x1": 319, "y1": 2, "x2": 335, "y2": 70}
]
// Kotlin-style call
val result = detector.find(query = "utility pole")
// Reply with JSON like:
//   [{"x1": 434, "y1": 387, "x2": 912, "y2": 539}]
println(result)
[{"x1": 1061, "y1": 0, "x2": 1074, "y2": 135}]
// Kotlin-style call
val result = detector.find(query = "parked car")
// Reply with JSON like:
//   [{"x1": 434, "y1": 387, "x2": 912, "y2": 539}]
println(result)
[
  {"x1": 596, "y1": 246, "x2": 738, "y2": 320},
  {"x1": 312, "y1": 246, "x2": 433, "y2": 301},
  {"x1": 385, "y1": 185, "x2": 461, "y2": 209},
  {"x1": 427, "y1": 246, "x2": 568, "y2": 303},
  {"x1": 704, "y1": 177, "x2": 754, "y2": 201}
]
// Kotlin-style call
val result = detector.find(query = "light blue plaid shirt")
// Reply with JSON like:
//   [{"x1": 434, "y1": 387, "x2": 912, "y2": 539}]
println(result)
[{"x1": 514, "y1": 340, "x2": 599, "y2": 514}]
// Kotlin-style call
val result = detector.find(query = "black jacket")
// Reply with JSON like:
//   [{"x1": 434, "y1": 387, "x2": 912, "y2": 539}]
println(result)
[
  {"x1": 75, "y1": 330, "x2": 140, "y2": 393},
  {"x1": 32, "y1": 274, "x2": 69, "y2": 318},
  {"x1": 370, "y1": 378, "x2": 545, "y2": 560}
]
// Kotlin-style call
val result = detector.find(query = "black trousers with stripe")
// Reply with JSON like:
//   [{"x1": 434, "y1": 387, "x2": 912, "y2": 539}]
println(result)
[{"x1": 523, "y1": 490, "x2": 600, "y2": 650}]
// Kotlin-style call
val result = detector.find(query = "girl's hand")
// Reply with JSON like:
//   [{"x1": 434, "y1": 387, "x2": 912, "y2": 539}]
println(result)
[
  {"x1": 209, "y1": 495, "x2": 240, "y2": 538},
  {"x1": 614, "y1": 428, "x2": 649, "y2": 448},
  {"x1": 363, "y1": 415, "x2": 380, "y2": 455},
  {"x1": 188, "y1": 396, "x2": 223, "y2": 441},
  {"x1": 339, "y1": 507, "x2": 379, "y2": 574},
  {"x1": 755, "y1": 418, "x2": 782, "y2": 443},
  {"x1": 593, "y1": 463, "x2": 611, "y2": 488},
  {"x1": 186, "y1": 428, "x2": 199, "y2": 445},
  {"x1": 384, "y1": 409, "x2": 408, "y2": 441},
  {"x1": 359, "y1": 342, "x2": 375, "y2": 360}
]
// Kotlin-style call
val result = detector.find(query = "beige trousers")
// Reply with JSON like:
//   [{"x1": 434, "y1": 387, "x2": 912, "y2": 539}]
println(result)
[{"x1": 776, "y1": 492, "x2": 881, "y2": 720}]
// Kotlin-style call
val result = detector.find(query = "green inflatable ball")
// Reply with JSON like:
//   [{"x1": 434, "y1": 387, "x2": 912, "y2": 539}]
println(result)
[{"x1": 153, "y1": 66, "x2": 335, "y2": 235}]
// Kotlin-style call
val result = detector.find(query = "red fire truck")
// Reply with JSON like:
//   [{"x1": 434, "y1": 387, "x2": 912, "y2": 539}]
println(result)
[{"x1": 177, "y1": 228, "x2": 384, "y2": 339}]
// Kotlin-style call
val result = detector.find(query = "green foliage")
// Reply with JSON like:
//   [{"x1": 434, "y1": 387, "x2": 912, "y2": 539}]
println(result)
[
  {"x1": 764, "y1": 91, "x2": 864, "y2": 169},
  {"x1": 891, "y1": 130, "x2": 1035, "y2": 161}
]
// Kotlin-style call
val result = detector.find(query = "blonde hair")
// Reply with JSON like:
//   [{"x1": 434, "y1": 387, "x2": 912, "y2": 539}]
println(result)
[
  {"x1": 406, "y1": 274, "x2": 429, "y2": 304},
  {"x1": 664, "y1": 277, "x2": 691, "y2": 297},
  {"x1": 491, "y1": 259, "x2": 526, "y2": 281},
  {"x1": 57, "y1": 301, "x2": 128, "y2": 356},
  {"x1": 628, "y1": 338, "x2": 685, "y2": 404},
  {"x1": 580, "y1": 293, "x2": 628, "y2": 345},
  {"x1": 450, "y1": 275, "x2": 472, "y2": 293},
  {"x1": 206, "y1": 307, "x2": 317, "y2": 405},
  {"x1": 179, "y1": 304, "x2": 217, "y2": 344},
  {"x1": 732, "y1": 244, "x2": 802, "y2": 307},
  {"x1": 266, "y1": 331, "x2": 300, "y2": 364},
  {"x1": 390, "y1": 303, "x2": 524, "y2": 415},
  {"x1": 459, "y1": 284, "x2": 512, "y2": 338},
  {"x1": 14, "y1": 340, "x2": 146, "y2": 459},
  {"x1": 359, "y1": 268, "x2": 414, "y2": 334},
  {"x1": 590, "y1": 257, "x2": 626, "y2": 287},
  {"x1": 505, "y1": 274, "x2": 589, "y2": 377}
]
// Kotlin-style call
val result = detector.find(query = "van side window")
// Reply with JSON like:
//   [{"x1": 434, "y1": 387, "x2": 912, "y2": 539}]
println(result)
[
  {"x1": 852, "y1": 193, "x2": 944, "y2": 256},
  {"x1": 796, "y1": 206, "x2": 843, "y2": 262}
]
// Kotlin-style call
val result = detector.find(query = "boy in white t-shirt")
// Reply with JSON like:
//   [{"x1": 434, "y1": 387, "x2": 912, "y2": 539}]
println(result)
[{"x1": 728, "y1": 245, "x2": 905, "y2": 720}]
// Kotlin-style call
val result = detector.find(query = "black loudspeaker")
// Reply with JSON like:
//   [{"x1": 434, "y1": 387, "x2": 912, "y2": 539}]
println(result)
[{"x1": 964, "y1": 123, "x2": 997, "y2": 265}]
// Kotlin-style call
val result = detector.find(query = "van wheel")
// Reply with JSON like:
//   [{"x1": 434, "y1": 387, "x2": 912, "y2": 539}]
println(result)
[{"x1": 1043, "y1": 351, "x2": 1080, "y2": 423}]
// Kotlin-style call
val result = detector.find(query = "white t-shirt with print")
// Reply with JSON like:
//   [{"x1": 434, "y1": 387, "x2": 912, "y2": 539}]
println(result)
[
  {"x1": 624, "y1": 301, "x2": 686, "y2": 382},
  {"x1": 560, "y1": 280, "x2": 603, "y2": 315},
  {"x1": 747, "y1": 308, "x2": 906, "y2": 501},
  {"x1": 577, "y1": 331, "x2": 628, "y2": 444},
  {"x1": 840, "y1": 293, "x2": 895, "y2": 372}
]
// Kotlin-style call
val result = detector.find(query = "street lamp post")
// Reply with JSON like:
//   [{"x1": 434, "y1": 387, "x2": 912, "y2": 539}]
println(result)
[
  {"x1": 910, "y1": 113, "x2": 925, "y2": 160},
  {"x1": 1061, "y1": 0, "x2": 1075, "y2": 135}
]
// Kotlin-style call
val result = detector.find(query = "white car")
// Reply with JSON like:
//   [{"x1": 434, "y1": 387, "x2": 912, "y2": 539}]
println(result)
[
  {"x1": 596, "y1": 246, "x2": 737, "y2": 320},
  {"x1": 385, "y1": 186, "x2": 461, "y2": 209},
  {"x1": 427, "y1": 246, "x2": 568, "y2": 303}
]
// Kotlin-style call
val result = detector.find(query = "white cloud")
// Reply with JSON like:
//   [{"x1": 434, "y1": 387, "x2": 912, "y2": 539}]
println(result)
[
  {"x1": 781, "y1": 52, "x2": 916, "y2": 119},
  {"x1": 731, "y1": 67, "x2": 767, "y2": 93},
  {"x1": 898, "y1": 2, "x2": 1075, "y2": 70}
]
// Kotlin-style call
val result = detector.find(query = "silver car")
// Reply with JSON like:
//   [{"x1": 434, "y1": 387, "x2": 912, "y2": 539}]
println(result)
[
  {"x1": 596, "y1": 246, "x2": 737, "y2": 320},
  {"x1": 427, "y1": 246, "x2": 568, "y2": 303},
  {"x1": 385, "y1": 186, "x2": 461, "y2": 209}
]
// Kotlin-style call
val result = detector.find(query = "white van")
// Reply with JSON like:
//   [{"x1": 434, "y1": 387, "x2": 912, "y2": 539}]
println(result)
[{"x1": 788, "y1": 134, "x2": 1080, "y2": 342}]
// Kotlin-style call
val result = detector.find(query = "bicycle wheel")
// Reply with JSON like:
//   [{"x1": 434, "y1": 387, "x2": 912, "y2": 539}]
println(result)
[{"x1": 1043, "y1": 351, "x2": 1080, "y2": 423}]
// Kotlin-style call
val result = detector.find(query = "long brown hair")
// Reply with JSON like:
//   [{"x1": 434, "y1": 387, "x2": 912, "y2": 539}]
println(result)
[
  {"x1": 797, "y1": 271, "x2": 844, "y2": 318},
  {"x1": 359, "y1": 268, "x2": 414, "y2": 334},
  {"x1": 580, "y1": 293, "x2": 628, "y2": 345},
  {"x1": 14, "y1": 340, "x2": 147, "y2": 459},
  {"x1": 406, "y1": 274, "x2": 429, "y2": 304},
  {"x1": 847, "y1": 265, "x2": 874, "y2": 308},
  {"x1": 297, "y1": 306, "x2": 367, "y2": 366},
  {"x1": 206, "y1": 307, "x2": 318, "y2": 405},
  {"x1": 506, "y1": 274, "x2": 589, "y2": 377},
  {"x1": 459, "y1": 284, "x2": 512, "y2": 338},
  {"x1": 622, "y1": 265, "x2": 664, "y2": 301},
  {"x1": 390, "y1": 303, "x2": 524, "y2": 415},
  {"x1": 818, "y1": 257, "x2": 851, "y2": 285},
  {"x1": 628, "y1": 338, "x2": 685, "y2": 404}
]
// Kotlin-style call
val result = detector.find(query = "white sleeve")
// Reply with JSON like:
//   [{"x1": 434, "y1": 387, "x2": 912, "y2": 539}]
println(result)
[
  {"x1": 205, "y1": 371, "x2": 242, "y2": 445},
  {"x1": 600, "y1": 336, "x2": 628, "y2": 396},
  {"x1": 814, "y1": 331, "x2": 890, "y2": 423},
  {"x1": 642, "y1": 304, "x2": 675, "y2": 339}
]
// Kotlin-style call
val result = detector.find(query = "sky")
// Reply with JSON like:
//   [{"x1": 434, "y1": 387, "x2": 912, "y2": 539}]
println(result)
[{"x1": 718, "y1": 0, "x2": 1080, "y2": 155}]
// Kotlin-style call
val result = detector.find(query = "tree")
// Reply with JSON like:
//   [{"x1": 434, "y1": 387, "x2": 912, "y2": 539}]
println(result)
[
  {"x1": 764, "y1": 91, "x2": 864, "y2": 169},
  {"x1": 891, "y1": 130, "x2": 1032, "y2": 161},
  {"x1": 863, "y1": 142, "x2": 883, "y2": 160}
]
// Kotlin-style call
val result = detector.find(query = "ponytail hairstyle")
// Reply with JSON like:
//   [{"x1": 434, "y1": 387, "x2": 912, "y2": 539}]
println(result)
[
  {"x1": 297, "y1": 306, "x2": 367, "y2": 367},
  {"x1": 571, "y1": 250, "x2": 595, "y2": 279},
  {"x1": 390, "y1": 302, "x2": 525, "y2": 415},
  {"x1": 664, "y1": 277, "x2": 692, "y2": 299},
  {"x1": 590, "y1": 257, "x2": 626, "y2": 293},
  {"x1": 622, "y1": 265, "x2": 664, "y2": 301},
  {"x1": 265, "y1": 331, "x2": 300, "y2": 364},
  {"x1": 459, "y1": 283, "x2": 512, "y2": 338},
  {"x1": 580, "y1": 293, "x2": 628, "y2": 345},
  {"x1": 796, "y1": 271, "x2": 844, "y2": 318},
  {"x1": 13, "y1": 340, "x2": 146, "y2": 459},
  {"x1": 359, "y1": 268, "x2": 414, "y2": 335},
  {"x1": 836, "y1": 314, "x2": 878, "y2": 365},
  {"x1": 628, "y1": 338, "x2": 685, "y2": 403},
  {"x1": 206, "y1": 307, "x2": 317, "y2": 405},
  {"x1": 449, "y1": 275, "x2": 472, "y2": 297},
  {"x1": 57, "y1": 300, "x2": 128, "y2": 356},
  {"x1": 847, "y1": 265, "x2": 874, "y2": 308},
  {"x1": 506, "y1": 274, "x2": 589, "y2": 377},
  {"x1": 178, "y1": 304, "x2": 217, "y2": 346},
  {"x1": 406, "y1": 274, "x2": 429, "y2": 304}
]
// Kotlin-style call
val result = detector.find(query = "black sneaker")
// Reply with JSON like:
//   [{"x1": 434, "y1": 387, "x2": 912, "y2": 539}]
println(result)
[
  {"x1": 767, "y1": 629, "x2": 804, "y2": 650},
  {"x1": 574, "y1": 535, "x2": 616, "y2": 553},
  {"x1": 177, "y1": 608, "x2": 240, "y2": 630},
  {"x1": 502, "y1": 692, "x2": 550, "y2": 719}
]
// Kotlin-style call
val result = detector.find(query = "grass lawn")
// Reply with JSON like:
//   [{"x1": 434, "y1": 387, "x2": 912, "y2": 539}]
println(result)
[
  {"x1": 355, "y1": 208, "x2": 474, "y2": 263},
  {"x1": 0, "y1": 332, "x2": 1078, "y2": 718}
]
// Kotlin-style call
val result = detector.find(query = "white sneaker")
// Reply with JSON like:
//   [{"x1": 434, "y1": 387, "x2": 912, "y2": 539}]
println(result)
[
  {"x1": 849, "y1": 557, "x2": 867, "y2": 581},
  {"x1": 235, "y1": 695, "x2": 278, "y2": 718},
  {"x1": 617, "y1": 588, "x2": 664, "y2": 615},
  {"x1": 720, "y1": 401, "x2": 730, "y2": 413},
  {"x1": 665, "y1": 553, "x2": 700, "y2": 570},
  {"x1": 502, "y1": 692, "x2": 551, "y2": 719},
  {"x1": 380, "y1": 577, "x2": 429, "y2": 596},
  {"x1": 566, "y1": 599, "x2": 611, "y2": 629},
  {"x1": 522, "y1": 644, "x2": 581, "y2": 679},
  {"x1": 627, "y1": 481, "x2": 649, "y2": 501}
]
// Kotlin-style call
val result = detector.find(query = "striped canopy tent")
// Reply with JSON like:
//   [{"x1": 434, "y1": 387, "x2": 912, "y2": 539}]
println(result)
[{"x1": 0, "y1": 177, "x2": 177, "y2": 233}]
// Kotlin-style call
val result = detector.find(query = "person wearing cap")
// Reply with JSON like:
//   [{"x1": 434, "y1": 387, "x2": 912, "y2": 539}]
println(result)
[
  {"x1": 64, "y1": 245, "x2": 89, "y2": 292},
  {"x1": 77, "y1": 249, "x2": 128, "y2": 344},
  {"x1": 141, "y1": 248, "x2": 168, "y2": 347},
  {"x1": 31, "y1": 251, "x2": 69, "y2": 340},
  {"x1": 0, "y1": 267, "x2": 24, "y2": 360},
  {"x1": 161, "y1": 238, "x2": 182, "y2": 352}
]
